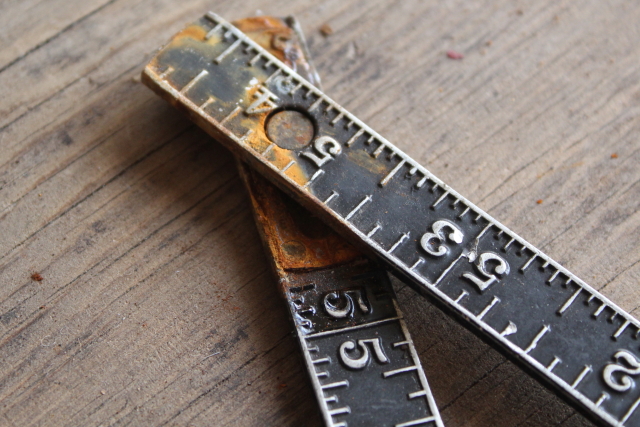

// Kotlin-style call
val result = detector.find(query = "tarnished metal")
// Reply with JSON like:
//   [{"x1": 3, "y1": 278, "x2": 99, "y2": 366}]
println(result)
[
  {"x1": 234, "y1": 17, "x2": 444, "y2": 427},
  {"x1": 142, "y1": 12, "x2": 640, "y2": 427},
  {"x1": 267, "y1": 109, "x2": 315, "y2": 151}
]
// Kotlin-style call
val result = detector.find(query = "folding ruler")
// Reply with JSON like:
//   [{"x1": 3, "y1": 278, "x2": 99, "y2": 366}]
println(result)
[{"x1": 142, "y1": 12, "x2": 640, "y2": 427}]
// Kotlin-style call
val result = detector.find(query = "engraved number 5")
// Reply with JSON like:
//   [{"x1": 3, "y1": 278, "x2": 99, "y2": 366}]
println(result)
[
  {"x1": 463, "y1": 252, "x2": 510, "y2": 292},
  {"x1": 301, "y1": 136, "x2": 342, "y2": 167},
  {"x1": 339, "y1": 338, "x2": 389, "y2": 370}
]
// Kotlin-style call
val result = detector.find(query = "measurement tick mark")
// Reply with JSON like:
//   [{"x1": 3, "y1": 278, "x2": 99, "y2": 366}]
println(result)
[
  {"x1": 331, "y1": 112, "x2": 344, "y2": 125},
  {"x1": 595, "y1": 392, "x2": 609, "y2": 408},
  {"x1": 238, "y1": 129, "x2": 253, "y2": 143},
  {"x1": 158, "y1": 66, "x2": 174, "y2": 80},
  {"x1": 571, "y1": 365, "x2": 592, "y2": 388},
  {"x1": 303, "y1": 169, "x2": 325, "y2": 189},
  {"x1": 262, "y1": 143, "x2": 275, "y2": 156},
  {"x1": 371, "y1": 142, "x2": 386, "y2": 158},
  {"x1": 431, "y1": 191, "x2": 450, "y2": 209},
  {"x1": 367, "y1": 223, "x2": 382, "y2": 238},
  {"x1": 407, "y1": 389, "x2": 427, "y2": 399},
  {"x1": 264, "y1": 68, "x2": 282, "y2": 84},
  {"x1": 622, "y1": 397, "x2": 640, "y2": 424},
  {"x1": 383, "y1": 365, "x2": 418, "y2": 378},
  {"x1": 395, "y1": 416, "x2": 438, "y2": 427},
  {"x1": 557, "y1": 288, "x2": 581, "y2": 315},
  {"x1": 199, "y1": 96, "x2": 215, "y2": 110},
  {"x1": 214, "y1": 38, "x2": 242, "y2": 63},
  {"x1": 345, "y1": 195, "x2": 372, "y2": 221},
  {"x1": 410, "y1": 258, "x2": 424, "y2": 271},
  {"x1": 248, "y1": 53, "x2": 262, "y2": 66},
  {"x1": 328, "y1": 407, "x2": 351, "y2": 417},
  {"x1": 613, "y1": 320, "x2": 631, "y2": 340},
  {"x1": 454, "y1": 290, "x2": 469, "y2": 304},
  {"x1": 388, "y1": 233, "x2": 410, "y2": 254},
  {"x1": 593, "y1": 303, "x2": 607, "y2": 319},
  {"x1": 477, "y1": 296, "x2": 500, "y2": 321},
  {"x1": 323, "y1": 191, "x2": 339, "y2": 205},
  {"x1": 321, "y1": 380, "x2": 349, "y2": 390},
  {"x1": 520, "y1": 253, "x2": 537, "y2": 272},
  {"x1": 205, "y1": 23, "x2": 223, "y2": 39},
  {"x1": 345, "y1": 129, "x2": 364, "y2": 147},
  {"x1": 180, "y1": 70, "x2": 208, "y2": 94},
  {"x1": 503, "y1": 238, "x2": 515, "y2": 251},
  {"x1": 547, "y1": 270, "x2": 560, "y2": 284},
  {"x1": 547, "y1": 356, "x2": 561, "y2": 372},
  {"x1": 289, "y1": 82, "x2": 303, "y2": 95},
  {"x1": 415, "y1": 176, "x2": 429, "y2": 189},
  {"x1": 380, "y1": 160, "x2": 406, "y2": 187},
  {"x1": 308, "y1": 97, "x2": 323, "y2": 111},
  {"x1": 281, "y1": 160, "x2": 296, "y2": 173},
  {"x1": 524, "y1": 325, "x2": 550, "y2": 354},
  {"x1": 219, "y1": 106, "x2": 242, "y2": 125}
]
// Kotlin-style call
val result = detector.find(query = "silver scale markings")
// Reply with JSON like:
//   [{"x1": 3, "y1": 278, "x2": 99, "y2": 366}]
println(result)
[{"x1": 144, "y1": 12, "x2": 640, "y2": 427}]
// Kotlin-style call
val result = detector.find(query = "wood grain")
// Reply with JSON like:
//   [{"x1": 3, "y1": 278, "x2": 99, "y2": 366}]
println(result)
[{"x1": 0, "y1": 0, "x2": 638, "y2": 426}]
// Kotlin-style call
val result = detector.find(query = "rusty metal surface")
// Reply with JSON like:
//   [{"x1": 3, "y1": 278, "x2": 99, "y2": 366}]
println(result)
[{"x1": 233, "y1": 16, "x2": 361, "y2": 271}]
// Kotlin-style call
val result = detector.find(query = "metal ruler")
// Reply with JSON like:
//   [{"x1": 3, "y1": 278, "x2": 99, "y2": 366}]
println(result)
[
  {"x1": 142, "y1": 12, "x2": 640, "y2": 427},
  {"x1": 233, "y1": 16, "x2": 443, "y2": 427},
  {"x1": 241, "y1": 161, "x2": 443, "y2": 427}
]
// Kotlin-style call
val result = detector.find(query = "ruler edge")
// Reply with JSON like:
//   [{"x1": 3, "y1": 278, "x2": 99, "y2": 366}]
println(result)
[{"x1": 140, "y1": 12, "x2": 639, "y2": 427}]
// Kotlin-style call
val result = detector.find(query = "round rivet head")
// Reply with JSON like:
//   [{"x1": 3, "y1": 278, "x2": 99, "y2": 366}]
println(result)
[{"x1": 266, "y1": 109, "x2": 315, "y2": 150}]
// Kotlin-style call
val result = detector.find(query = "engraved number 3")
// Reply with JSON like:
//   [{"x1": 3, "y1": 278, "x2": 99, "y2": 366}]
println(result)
[
  {"x1": 463, "y1": 252, "x2": 510, "y2": 292},
  {"x1": 301, "y1": 136, "x2": 342, "y2": 167},
  {"x1": 420, "y1": 220, "x2": 464, "y2": 257}
]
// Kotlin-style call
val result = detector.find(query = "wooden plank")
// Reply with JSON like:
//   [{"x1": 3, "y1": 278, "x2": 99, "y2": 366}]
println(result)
[
  {"x1": 0, "y1": 0, "x2": 114, "y2": 71},
  {"x1": 0, "y1": 0, "x2": 638, "y2": 426}
]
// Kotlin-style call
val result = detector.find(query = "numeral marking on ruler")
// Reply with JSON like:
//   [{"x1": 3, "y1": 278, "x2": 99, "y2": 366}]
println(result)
[{"x1": 143, "y1": 13, "x2": 640, "y2": 427}]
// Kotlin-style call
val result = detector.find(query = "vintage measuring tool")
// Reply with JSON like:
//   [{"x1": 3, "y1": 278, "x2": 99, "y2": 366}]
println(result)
[
  {"x1": 233, "y1": 16, "x2": 443, "y2": 427},
  {"x1": 240, "y1": 163, "x2": 443, "y2": 427},
  {"x1": 142, "y1": 12, "x2": 640, "y2": 427}
]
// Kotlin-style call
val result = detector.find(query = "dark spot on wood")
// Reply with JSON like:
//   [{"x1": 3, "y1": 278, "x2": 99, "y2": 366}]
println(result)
[
  {"x1": 0, "y1": 307, "x2": 19, "y2": 325},
  {"x1": 60, "y1": 130, "x2": 73, "y2": 146},
  {"x1": 92, "y1": 220, "x2": 107, "y2": 233},
  {"x1": 320, "y1": 24, "x2": 333, "y2": 36},
  {"x1": 31, "y1": 272, "x2": 44, "y2": 281}
]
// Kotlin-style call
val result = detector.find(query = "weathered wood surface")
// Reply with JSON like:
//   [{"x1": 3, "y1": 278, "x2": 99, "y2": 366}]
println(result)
[{"x1": 0, "y1": 0, "x2": 638, "y2": 425}]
